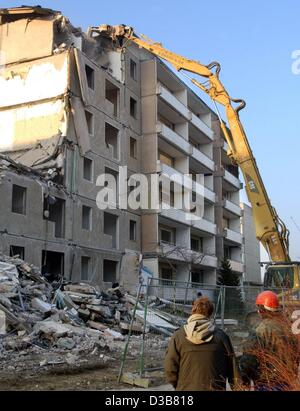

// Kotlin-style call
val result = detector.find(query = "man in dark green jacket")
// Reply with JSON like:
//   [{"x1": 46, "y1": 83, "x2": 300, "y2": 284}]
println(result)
[{"x1": 164, "y1": 297, "x2": 238, "y2": 391}]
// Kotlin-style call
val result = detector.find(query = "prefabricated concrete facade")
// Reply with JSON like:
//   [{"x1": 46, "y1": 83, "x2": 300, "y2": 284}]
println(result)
[{"x1": 0, "y1": 6, "x2": 246, "y2": 290}]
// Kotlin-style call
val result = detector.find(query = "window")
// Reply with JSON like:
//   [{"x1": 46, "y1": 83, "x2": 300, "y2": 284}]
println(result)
[
  {"x1": 81, "y1": 256, "x2": 91, "y2": 281},
  {"x1": 41, "y1": 251, "x2": 64, "y2": 282},
  {"x1": 159, "y1": 151, "x2": 174, "y2": 168},
  {"x1": 105, "y1": 80, "x2": 119, "y2": 117},
  {"x1": 82, "y1": 206, "x2": 92, "y2": 231},
  {"x1": 224, "y1": 246, "x2": 232, "y2": 259},
  {"x1": 12, "y1": 185, "x2": 26, "y2": 215},
  {"x1": 191, "y1": 237, "x2": 203, "y2": 252},
  {"x1": 130, "y1": 59, "x2": 137, "y2": 80},
  {"x1": 83, "y1": 157, "x2": 93, "y2": 181},
  {"x1": 103, "y1": 260, "x2": 118, "y2": 283},
  {"x1": 43, "y1": 196, "x2": 65, "y2": 238},
  {"x1": 130, "y1": 220, "x2": 137, "y2": 241},
  {"x1": 104, "y1": 212, "x2": 118, "y2": 249},
  {"x1": 130, "y1": 97, "x2": 137, "y2": 118},
  {"x1": 160, "y1": 266, "x2": 174, "y2": 285},
  {"x1": 223, "y1": 218, "x2": 230, "y2": 229},
  {"x1": 10, "y1": 246, "x2": 25, "y2": 260},
  {"x1": 160, "y1": 227, "x2": 175, "y2": 245},
  {"x1": 85, "y1": 110, "x2": 94, "y2": 135},
  {"x1": 85, "y1": 65, "x2": 95, "y2": 90},
  {"x1": 105, "y1": 123, "x2": 119, "y2": 160},
  {"x1": 191, "y1": 271, "x2": 204, "y2": 286},
  {"x1": 130, "y1": 137, "x2": 137, "y2": 159}
]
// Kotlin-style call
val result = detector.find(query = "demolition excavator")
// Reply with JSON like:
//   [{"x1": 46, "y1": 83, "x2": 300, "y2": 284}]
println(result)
[{"x1": 94, "y1": 25, "x2": 300, "y2": 300}]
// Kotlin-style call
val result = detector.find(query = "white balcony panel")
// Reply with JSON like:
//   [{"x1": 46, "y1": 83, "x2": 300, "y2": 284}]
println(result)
[
  {"x1": 194, "y1": 253, "x2": 218, "y2": 268},
  {"x1": 190, "y1": 113, "x2": 214, "y2": 140},
  {"x1": 229, "y1": 259, "x2": 244, "y2": 273},
  {"x1": 160, "y1": 243, "x2": 187, "y2": 262},
  {"x1": 158, "y1": 162, "x2": 215, "y2": 204},
  {"x1": 157, "y1": 84, "x2": 191, "y2": 120},
  {"x1": 224, "y1": 199, "x2": 242, "y2": 217},
  {"x1": 193, "y1": 218, "x2": 217, "y2": 235},
  {"x1": 225, "y1": 228, "x2": 243, "y2": 244},
  {"x1": 160, "y1": 207, "x2": 191, "y2": 226},
  {"x1": 191, "y1": 147, "x2": 214, "y2": 171},
  {"x1": 224, "y1": 169, "x2": 242, "y2": 189},
  {"x1": 157, "y1": 122, "x2": 190, "y2": 155}
]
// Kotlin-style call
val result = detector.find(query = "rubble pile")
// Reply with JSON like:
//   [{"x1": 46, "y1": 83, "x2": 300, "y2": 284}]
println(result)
[{"x1": 0, "y1": 253, "x2": 146, "y2": 360}]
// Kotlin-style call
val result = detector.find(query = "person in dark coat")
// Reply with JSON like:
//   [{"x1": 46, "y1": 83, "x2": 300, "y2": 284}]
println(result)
[{"x1": 164, "y1": 297, "x2": 238, "y2": 391}]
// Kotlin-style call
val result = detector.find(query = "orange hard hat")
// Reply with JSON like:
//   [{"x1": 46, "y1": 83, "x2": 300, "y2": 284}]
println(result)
[{"x1": 256, "y1": 291, "x2": 281, "y2": 311}]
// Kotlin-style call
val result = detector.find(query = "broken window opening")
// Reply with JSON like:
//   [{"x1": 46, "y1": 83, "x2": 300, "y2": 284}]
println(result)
[
  {"x1": 12, "y1": 185, "x2": 27, "y2": 215},
  {"x1": 82, "y1": 205, "x2": 92, "y2": 231},
  {"x1": 105, "y1": 79, "x2": 119, "y2": 117},
  {"x1": 105, "y1": 123, "x2": 119, "y2": 160},
  {"x1": 191, "y1": 237, "x2": 203, "y2": 253},
  {"x1": 81, "y1": 256, "x2": 91, "y2": 281},
  {"x1": 83, "y1": 157, "x2": 93, "y2": 182},
  {"x1": 10, "y1": 245, "x2": 25, "y2": 260},
  {"x1": 85, "y1": 64, "x2": 95, "y2": 90},
  {"x1": 103, "y1": 259, "x2": 118, "y2": 283},
  {"x1": 130, "y1": 97, "x2": 137, "y2": 118},
  {"x1": 130, "y1": 220, "x2": 137, "y2": 241},
  {"x1": 43, "y1": 196, "x2": 65, "y2": 239},
  {"x1": 130, "y1": 59, "x2": 137, "y2": 81},
  {"x1": 104, "y1": 212, "x2": 118, "y2": 249},
  {"x1": 130, "y1": 137, "x2": 137, "y2": 159},
  {"x1": 85, "y1": 110, "x2": 94, "y2": 135},
  {"x1": 41, "y1": 250, "x2": 64, "y2": 282}
]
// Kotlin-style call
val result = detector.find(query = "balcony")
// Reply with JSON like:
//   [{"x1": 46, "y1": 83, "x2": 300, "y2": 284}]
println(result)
[
  {"x1": 193, "y1": 218, "x2": 217, "y2": 236},
  {"x1": 158, "y1": 162, "x2": 216, "y2": 204},
  {"x1": 224, "y1": 199, "x2": 242, "y2": 217},
  {"x1": 191, "y1": 146, "x2": 214, "y2": 172},
  {"x1": 160, "y1": 207, "x2": 191, "y2": 226},
  {"x1": 224, "y1": 228, "x2": 243, "y2": 244},
  {"x1": 191, "y1": 252, "x2": 218, "y2": 268},
  {"x1": 224, "y1": 169, "x2": 242, "y2": 190},
  {"x1": 190, "y1": 113, "x2": 214, "y2": 141},
  {"x1": 157, "y1": 84, "x2": 191, "y2": 120},
  {"x1": 157, "y1": 122, "x2": 190, "y2": 155},
  {"x1": 229, "y1": 259, "x2": 244, "y2": 273}
]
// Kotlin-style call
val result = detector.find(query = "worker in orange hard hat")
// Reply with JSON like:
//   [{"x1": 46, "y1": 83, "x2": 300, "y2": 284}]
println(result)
[{"x1": 239, "y1": 290, "x2": 299, "y2": 391}]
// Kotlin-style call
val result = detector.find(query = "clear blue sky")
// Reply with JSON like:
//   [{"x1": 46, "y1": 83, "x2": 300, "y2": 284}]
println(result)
[{"x1": 2, "y1": 0, "x2": 300, "y2": 260}]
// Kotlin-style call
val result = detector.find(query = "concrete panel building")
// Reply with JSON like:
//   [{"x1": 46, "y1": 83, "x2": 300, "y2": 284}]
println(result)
[{"x1": 0, "y1": 6, "x2": 245, "y2": 290}]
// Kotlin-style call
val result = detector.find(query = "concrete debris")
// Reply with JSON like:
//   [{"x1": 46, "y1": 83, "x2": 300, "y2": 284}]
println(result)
[{"x1": 0, "y1": 252, "x2": 168, "y2": 379}]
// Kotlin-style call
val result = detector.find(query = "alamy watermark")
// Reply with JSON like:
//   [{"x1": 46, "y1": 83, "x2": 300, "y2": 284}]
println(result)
[
  {"x1": 95, "y1": 166, "x2": 205, "y2": 222},
  {"x1": 291, "y1": 50, "x2": 300, "y2": 74}
]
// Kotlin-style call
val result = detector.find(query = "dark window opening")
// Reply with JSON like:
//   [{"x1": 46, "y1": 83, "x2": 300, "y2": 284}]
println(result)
[
  {"x1": 81, "y1": 256, "x2": 91, "y2": 281},
  {"x1": 85, "y1": 65, "x2": 95, "y2": 90},
  {"x1": 105, "y1": 123, "x2": 119, "y2": 160},
  {"x1": 160, "y1": 266, "x2": 174, "y2": 285},
  {"x1": 12, "y1": 185, "x2": 26, "y2": 215},
  {"x1": 41, "y1": 250, "x2": 64, "y2": 282},
  {"x1": 130, "y1": 137, "x2": 137, "y2": 159},
  {"x1": 105, "y1": 79, "x2": 119, "y2": 117},
  {"x1": 191, "y1": 237, "x2": 203, "y2": 252},
  {"x1": 191, "y1": 271, "x2": 204, "y2": 286},
  {"x1": 85, "y1": 110, "x2": 94, "y2": 135},
  {"x1": 130, "y1": 97, "x2": 137, "y2": 118},
  {"x1": 83, "y1": 157, "x2": 93, "y2": 181},
  {"x1": 103, "y1": 259, "x2": 118, "y2": 283},
  {"x1": 130, "y1": 220, "x2": 137, "y2": 241},
  {"x1": 160, "y1": 227, "x2": 175, "y2": 245},
  {"x1": 104, "y1": 212, "x2": 118, "y2": 249},
  {"x1": 82, "y1": 205, "x2": 92, "y2": 231},
  {"x1": 130, "y1": 59, "x2": 137, "y2": 80},
  {"x1": 10, "y1": 246, "x2": 25, "y2": 260},
  {"x1": 43, "y1": 196, "x2": 65, "y2": 238}
]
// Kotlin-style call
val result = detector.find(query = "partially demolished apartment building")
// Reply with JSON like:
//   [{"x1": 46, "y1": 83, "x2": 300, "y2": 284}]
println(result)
[{"x1": 0, "y1": 6, "x2": 244, "y2": 290}]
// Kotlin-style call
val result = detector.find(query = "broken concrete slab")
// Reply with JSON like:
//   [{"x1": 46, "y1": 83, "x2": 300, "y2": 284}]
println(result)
[
  {"x1": 31, "y1": 298, "x2": 52, "y2": 314},
  {"x1": 87, "y1": 304, "x2": 113, "y2": 318},
  {"x1": 34, "y1": 321, "x2": 70, "y2": 339},
  {"x1": 0, "y1": 310, "x2": 6, "y2": 335},
  {"x1": 56, "y1": 337, "x2": 76, "y2": 350}
]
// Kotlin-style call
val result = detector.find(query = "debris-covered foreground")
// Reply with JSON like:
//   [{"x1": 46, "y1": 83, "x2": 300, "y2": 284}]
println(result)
[{"x1": 0, "y1": 254, "x2": 168, "y2": 389}]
